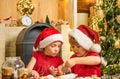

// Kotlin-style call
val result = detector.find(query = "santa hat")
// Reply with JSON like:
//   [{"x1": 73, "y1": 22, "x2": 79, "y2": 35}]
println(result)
[
  {"x1": 69, "y1": 25, "x2": 101, "y2": 53},
  {"x1": 33, "y1": 28, "x2": 63, "y2": 51}
]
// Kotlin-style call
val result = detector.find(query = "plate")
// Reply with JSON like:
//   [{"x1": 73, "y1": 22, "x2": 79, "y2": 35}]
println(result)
[{"x1": 59, "y1": 73, "x2": 77, "y2": 79}]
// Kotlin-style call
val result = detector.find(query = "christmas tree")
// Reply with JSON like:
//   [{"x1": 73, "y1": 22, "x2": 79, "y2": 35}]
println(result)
[
  {"x1": 90, "y1": 0, "x2": 120, "y2": 76},
  {"x1": 45, "y1": 15, "x2": 50, "y2": 25}
]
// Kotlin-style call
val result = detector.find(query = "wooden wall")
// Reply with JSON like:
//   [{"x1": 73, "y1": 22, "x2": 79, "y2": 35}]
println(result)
[
  {"x1": 77, "y1": 0, "x2": 95, "y2": 13},
  {"x1": 0, "y1": 0, "x2": 73, "y2": 27}
]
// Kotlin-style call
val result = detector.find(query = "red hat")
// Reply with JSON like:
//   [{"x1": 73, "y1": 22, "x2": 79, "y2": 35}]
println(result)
[
  {"x1": 69, "y1": 25, "x2": 101, "y2": 53},
  {"x1": 33, "y1": 28, "x2": 63, "y2": 51}
]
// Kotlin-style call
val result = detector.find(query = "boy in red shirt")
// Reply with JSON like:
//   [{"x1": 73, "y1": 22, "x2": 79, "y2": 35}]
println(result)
[{"x1": 64, "y1": 25, "x2": 102, "y2": 77}]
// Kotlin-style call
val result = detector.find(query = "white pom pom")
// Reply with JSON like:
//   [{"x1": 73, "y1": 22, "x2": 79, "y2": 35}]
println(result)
[
  {"x1": 33, "y1": 47, "x2": 39, "y2": 52},
  {"x1": 90, "y1": 44, "x2": 101, "y2": 53},
  {"x1": 101, "y1": 57, "x2": 107, "y2": 66}
]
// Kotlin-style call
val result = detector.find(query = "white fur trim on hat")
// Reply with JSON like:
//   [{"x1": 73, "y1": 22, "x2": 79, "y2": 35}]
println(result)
[
  {"x1": 90, "y1": 44, "x2": 101, "y2": 53},
  {"x1": 69, "y1": 29, "x2": 93, "y2": 51},
  {"x1": 40, "y1": 34, "x2": 63, "y2": 48}
]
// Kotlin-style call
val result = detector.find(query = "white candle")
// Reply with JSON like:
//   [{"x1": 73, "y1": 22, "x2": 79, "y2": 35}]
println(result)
[{"x1": 73, "y1": 0, "x2": 77, "y2": 28}]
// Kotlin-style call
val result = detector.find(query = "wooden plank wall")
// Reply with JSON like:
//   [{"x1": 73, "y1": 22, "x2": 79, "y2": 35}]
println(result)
[{"x1": 0, "y1": 0, "x2": 73, "y2": 27}]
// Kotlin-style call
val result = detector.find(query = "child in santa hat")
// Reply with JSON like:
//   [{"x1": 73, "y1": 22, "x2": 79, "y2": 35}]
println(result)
[
  {"x1": 64, "y1": 25, "x2": 102, "y2": 77},
  {"x1": 27, "y1": 27, "x2": 64, "y2": 79}
]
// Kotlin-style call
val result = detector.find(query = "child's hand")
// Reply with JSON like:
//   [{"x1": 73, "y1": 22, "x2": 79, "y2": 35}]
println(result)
[
  {"x1": 50, "y1": 66, "x2": 62, "y2": 76},
  {"x1": 62, "y1": 65, "x2": 71, "y2": 74},
  {"x1": 49, "y1": 66, "x2": 58, "y2": 76},
  {"x1": 30, "y1": 70, "x2": 40, "y2": 79},
  {"x1": 52, "y1": 68, "x2": 59, "y2": 76},
  {"x1": 65, "y1": 58, "x2": 76, "y2": 68},
  {"x1": 57, "y1": 66, "x2": 64, "y2": 75}
]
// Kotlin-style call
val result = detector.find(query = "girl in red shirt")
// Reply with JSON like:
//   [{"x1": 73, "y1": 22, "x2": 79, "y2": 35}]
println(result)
[
  {"x1": 64, "y1": 25, "x2": 102, "y2": 77},
  {"x1": 27, "y1": 28, "x2": 64, "y2": 79}
]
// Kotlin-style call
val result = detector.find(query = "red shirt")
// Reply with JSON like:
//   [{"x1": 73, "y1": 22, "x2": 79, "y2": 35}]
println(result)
[
  {"x1": 71, "y1": 51, "x2": 101, "y2": 77},
  {"x1": 32, "y1": 51, "x2": 64, "y2": 76}
]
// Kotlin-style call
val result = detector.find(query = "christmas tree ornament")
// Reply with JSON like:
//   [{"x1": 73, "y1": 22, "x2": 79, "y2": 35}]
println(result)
[
  {"x1": 17, "y1": 0, "x2": 35, "y2": 16},
  {"x1": 116, "y1": 15, "x2": 120, "y2": 24},
  {"x1": 100, "y1": 36, "x2": 106, "y2": 41},
  {"x1": 108, "y1": 26, "x2": 114, "y2": 34},
  {"x1": 96, "y1": 9, "x2": 105, "y2": 18},
  {"x1": 104, "y1": 22, "x2": 107, "y2": 31},
  {"x1": 117, "y1": 0, "x2": 120, "y2": 8},
  {"x1": 96, "y1": 0, "x2": 103, "y2": 6},
  {"x1": 114, "y1": 39, "x2": 120, "y2": 49}
]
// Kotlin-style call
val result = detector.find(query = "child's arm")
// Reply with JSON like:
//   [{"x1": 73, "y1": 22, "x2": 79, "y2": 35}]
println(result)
[
  {"x1": 65, "y1": 56, "x2": 101, "y2": 68},
  {"x1": 26, "y1": 57, "x2": 40, "y2": 79}
]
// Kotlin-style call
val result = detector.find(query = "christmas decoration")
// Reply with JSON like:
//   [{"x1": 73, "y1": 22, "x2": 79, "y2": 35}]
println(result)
[
  {"x1": 116, "y1": 15, "x2": 120, "y2": 24},
  {"x1": 90, "y1": 0, "x2": 120, "y2": 76},
  {"x1": 114, "y1": 39, "x2": 120, "y2": 49},
  {"x1": 45, "y1": 15, "x2": 50, "y2": 25},
  {"x1": 96, "y1": 9, "x2": 105, "y2": 18},
  {"x1": 17, "y1": 0, "x2": 35, "y2": 16},
  {"x1": 51, "y1": 20, "x2": 69, "y2": 27},
  {"x1": 0, "y1": 16, "x2": 12, "y2": 26},
  {"x1": 96, "y1": 0, "x2": 103, "y2": 6},
  {"x1": 117, "y1": 0, "x2": 120, "y2": 8},
  {"x1": 0, "y1": 16, "x2": 12, "y2": 23}
]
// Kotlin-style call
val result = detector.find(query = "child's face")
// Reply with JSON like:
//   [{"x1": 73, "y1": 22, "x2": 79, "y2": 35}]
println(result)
[
  {"x1": 44, "y1": 41, "x2": 62, "y2": 57},
  {"x1": 71, "y1": 45, "x2": 87, "y2": 57},
  {"x1": 69, "y1": 36, "x2": 87, "y2": 57}
]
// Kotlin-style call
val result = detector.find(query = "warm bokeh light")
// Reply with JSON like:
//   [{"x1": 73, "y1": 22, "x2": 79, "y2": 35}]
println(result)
[{"x1": 77, "y1": 0, "x2": 96, "y2": 13}]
